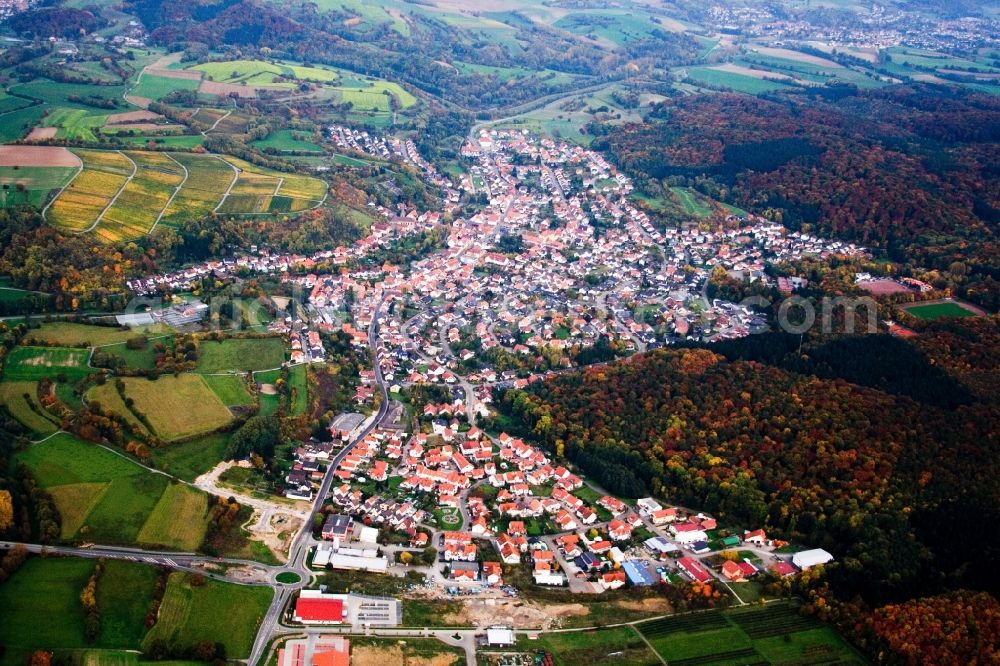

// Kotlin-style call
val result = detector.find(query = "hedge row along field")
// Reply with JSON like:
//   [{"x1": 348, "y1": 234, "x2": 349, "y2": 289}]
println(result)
[{"x1": 42, "y1": 149, "x2": 326, "y2": 240}]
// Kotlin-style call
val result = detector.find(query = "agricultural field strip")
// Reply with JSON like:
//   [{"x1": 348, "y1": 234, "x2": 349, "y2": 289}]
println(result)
[
  {"x1": 203, "y1": 109, "x2": 232, "y2": 135},
  {"x1": 40, "y1": 152, "x2": 84, "y2": 219},
  {"x1": 41, "y1": 148, "x2": 324, "y2": 230},
  {"x1": 79, "y1": 151, "x2": 138, "y2": 234},
  {"x1": 212, "y1": 156, "x2": 241, "y2": 212},
  {"x1": 148, "y1": 153, "x2": 190, "y2": 234}
]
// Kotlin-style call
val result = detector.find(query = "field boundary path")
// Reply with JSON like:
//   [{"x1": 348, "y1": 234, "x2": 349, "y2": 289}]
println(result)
[
  {"x1": 203, "y1": 109, "x2": 232, "y2": 135},
  {"x1": 148, "y1": 152, "x2": 189, "y2": 233},
  {"x1": 80, "y1": 150, "x2": 137, "y2": 233},
  {"x1": 40, "y1": 151, "x2": 84, "y2": 220},
  {"x1": 213, "y1": 155, "x2": 241, "y2": 212}
]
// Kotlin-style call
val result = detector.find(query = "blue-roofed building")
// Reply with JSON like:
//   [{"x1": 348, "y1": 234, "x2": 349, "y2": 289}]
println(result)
[
  {"x1": 574, "y1": 552, "x2": 600, "y2": 571},
  {"x1": 622, "y1": 560, "x2": 656, "y2": 586}
]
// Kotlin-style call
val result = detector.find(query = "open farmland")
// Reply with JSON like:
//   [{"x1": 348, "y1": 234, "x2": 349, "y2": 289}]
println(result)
[
  {"x1": 14, "y1": 432, "x2": 212, "y2": 548},
  {"x1": 40, "y1": 149, "x2": 325, "y2": 237},
  {"x1": 684, "y1": 66, "x2": 794, "y2": 94},
  {"x1": 0, "y1": 380, "x2": 60, "y2": 435},
  {"x1": 131, "y1": 74, "x2": 201, "y2": 101},
  {"x1": 141, "y1": 572, "x2": 273, "y2": 658},
  {"x1": 251, "y1": 129, "x2": 324, "y2": 153},
  {"x1": 95, "y1": 151, "x2": 186, "y2": 241},
  {"x1": 513, "y1": 626, "x2": 659, "y2": 666},
  {"x1": 190, "y1": 59, "x2": 338, "y2": 85},
  {"x1": 46, "y1": 149, "x2": 134, "y2": 232},
  {"x1": 0, "y1": 556, "x2": 164, "y2": 665},
  {"x1": 40, "y1": 107, "x2": 109, "y2": 142},
  {"x1": 637, "y1": 604, "x2": 863, "y2": 665},
  {"x1": 3, "y1": 346, "x2": 92, "y2": 381},
  {"x1": 159, "y1": 153, "x2": 236, "y2": 224},
  {"x1": 202, "y1": 374, "x2": 253, "y2": 406},
  {"x1": 196, "y1": 337, "x2": 286, "y2": 373},
  {"x1": 149, "y1": 433, "x2": 229, "y2": 482},
  {"x1": 86, "y1": 382, "x2": 151, "y2": 434},
  {"x1": 23, "y1": 321, "x2": 168, "y2": 346},
  {"x1": 0, "y1": 165, "x2": 80, "y2": 208},
  {"x1": 117, "y1": 374, "x2": 234, "y2": 440},
  {"x1": 185, "y1": 59, "x2": 417, "y2": 112},
  {"x1": 135, "y1": 483, "x2": 210, "y2": 550}
]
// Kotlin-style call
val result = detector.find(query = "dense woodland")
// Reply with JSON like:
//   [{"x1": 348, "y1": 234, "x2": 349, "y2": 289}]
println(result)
[
  {"x1": 495, "y1": 317, "x2": 1000, "y2": 661},
  {"x1": 594, "y1": 86, "x2": 1000, "y2": 310}
]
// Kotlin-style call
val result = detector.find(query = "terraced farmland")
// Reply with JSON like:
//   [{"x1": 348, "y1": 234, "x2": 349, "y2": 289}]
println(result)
[
  {"x1": 46, "y1": 149, "x2": 133, "y2": 232},
  {"x1": 42, "y1": 149, "x2": 326, "y2": 238}
]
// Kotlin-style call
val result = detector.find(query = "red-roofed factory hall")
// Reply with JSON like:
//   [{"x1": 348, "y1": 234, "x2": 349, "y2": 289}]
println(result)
[{"x1": 293, "y1": 591, "x2": 346, "y2": 624}]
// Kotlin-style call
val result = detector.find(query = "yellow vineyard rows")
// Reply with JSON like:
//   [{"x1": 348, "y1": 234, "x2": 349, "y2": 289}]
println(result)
[{"x1": 44, "y1": 150, "x2": 327, "y2": 241}]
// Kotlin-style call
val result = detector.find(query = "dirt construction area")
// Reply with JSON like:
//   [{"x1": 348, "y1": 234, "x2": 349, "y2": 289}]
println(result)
[
  {"x1": 428, "y1": 594, "x2": 589, "y2": 630},
  {"x1": 250, "y1": 510, "x2": 302, "y2": 560}
]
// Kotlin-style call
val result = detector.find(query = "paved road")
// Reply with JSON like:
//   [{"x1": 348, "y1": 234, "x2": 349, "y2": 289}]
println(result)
[
  {"x1": 245, "y1": 291, "x2": 392, "y2": 666},
  {"x1": 0, "y1": 540, "x2": 273, "y2": 585}
]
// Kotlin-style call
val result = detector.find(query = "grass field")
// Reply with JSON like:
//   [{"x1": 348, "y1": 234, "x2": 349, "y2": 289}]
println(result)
[
  {"x1": 10, "y1": 80, "x2": 128, "y2": 110},
  {"x1": 0, "y1": 556, "x2": 163, "y2": 665},
  {"x1": 0, "y1": 380, "x2": 60, "y2": 435},
  {"x1": 16, "y1": 432, "x2": 212, "y2": 548},
  {"x1": 202, "y1": 373, "x2": 253, "y2": 406},
  {"x1": 118, "y1": 135, "x2": 205, "y2": 149},
  {"x1": 0, "y1": 104, "x2": 47, "y2": 142},
  {"x1": 131, "y1": 75, "x2": 201, "y2": 100},
  {"x1": 96, "y1": 560, "x2": 162, "y2": 647},
  {"x1": 554, "y1": 10, "x2": 665, "y2": 46},
  {"x1": 0, "y1": 557, "x2": 97, "y2": 659},
  {"x1": 99, "y1": 338, "x2": 168, "y2": 370},
  {"x1": 42, "y1": 107, "x2": 110, "y2": 142},
  {"x1": 289, "y1": 364, "x2": 308, "y2": 415},
  {"x1": 135, "y1": 483, "x2": 209, "y2": 550},
  {"x1": 86, "y1": 382, "x2": 150, "y2": 435},
  {"x1": 0, "y1": 165, "x2": 79, "y2": 208},
  {"x1": 251, "y1": 129, "x2": 324, "y2": 153},
  {"x1": 24, "y1": 321, "x2": 167, "y2": 347},
  {"x1": 637, "y1": 603, "x2": 863, "y2": 665},
  {"x1": 149, "y1": 433, "x2": 230, "y2": 481},
  {"x1": 902, "y1": 301, "x2": 980, "y2": 319},
  {"x1": 142, "y1": 572, "x2": 273, "y2": 658},
  {"x1": 190, "y1": 59, "x2": 339, "y2": 85},
  {"x1": 254, "y1": 368, "x2": 281, "y2": 416},
  {"x1": 3, "y1": 346, "x2": 92, "y2": 381},
  {"x1": 118, "y1": 375, "x2": 234, "y2": 440},
  {"x1": 514, "y1": 626, "x2": 658, "y2": 666},
  {"x1": 685, "y1": 66, "x2": 794, "y2": 94},
  {"x1": 196, "y1": 337, "x2": 286, "y2": 373},
  {"x1": 671, "y1": 186, "x2": 714, "y2": 217}
]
